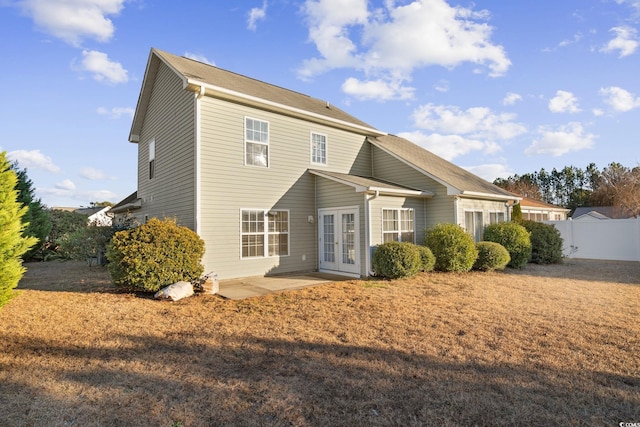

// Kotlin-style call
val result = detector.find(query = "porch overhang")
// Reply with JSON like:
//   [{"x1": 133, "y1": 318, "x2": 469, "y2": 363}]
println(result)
[{"x1": 309, "y1": 169, "x2": 434, "y2": 198}]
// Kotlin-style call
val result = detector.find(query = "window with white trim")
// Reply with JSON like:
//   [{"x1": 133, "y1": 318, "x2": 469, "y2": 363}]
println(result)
[
  {"x1": 311, "y1": 132, "x2": 327, "y2": 165},
  {"x1": 241, "y1": 209, "x2": 289, "y2": 258},
  {"x1": 382, "y1": 208, "x2": 414, "y2": 243},
  {"x1": 245, "y1": 117, "x2": 269, "y2": 167},
  {"x1": 489, "y1": 211, "x2": 505, "y2": 224},
  {"x1": 148, "y1": 139, "x2": 155, "y2": 179},
  {"x1": 465, "y1": 211, "x2": 484, "y2": 242}
]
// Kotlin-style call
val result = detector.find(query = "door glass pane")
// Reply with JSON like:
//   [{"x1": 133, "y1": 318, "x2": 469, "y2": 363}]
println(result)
[
  {"x1": 342, "y1": 213, "x2": 355, "y2": 265},
  {"x1": 323, "y1": 215, "x2": 335, "y2": 263}
]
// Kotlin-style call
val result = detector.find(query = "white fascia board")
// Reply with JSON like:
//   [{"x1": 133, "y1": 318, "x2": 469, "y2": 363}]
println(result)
[{"x1": 459, "y1": 191, "x2": 521, "y2": 202}]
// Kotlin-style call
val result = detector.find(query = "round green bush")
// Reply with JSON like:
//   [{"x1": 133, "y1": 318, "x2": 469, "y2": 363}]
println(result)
[
  {"x1": 106, "y1": 217, "x2": 205, "y2": 292},
  {"x1": 520, "y1": 220, "x2": 563, "y2": 264},
  {"x1": 417, "y1": 245, "x2": 435, "y2": 272},
  {"x1": 483, "y1": 222, "x2": 531, "y2": 268},
  {"x1": 372, "y1": 241, "x2": 421, "y2": 279},
  {"x1": 473, "y1": 241, "x2": 510, "y2": 271},
  {"x1": 424, "y1": 223, "x2": 478, "y2": 272}
]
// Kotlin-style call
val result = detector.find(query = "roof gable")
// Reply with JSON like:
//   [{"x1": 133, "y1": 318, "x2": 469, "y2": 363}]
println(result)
[
  {"x1": 370, "y1": 134, "x2": 517, "y2": 200},
  {"x1": 130, "y1": 48, "x2": 382, "y2": 142}
]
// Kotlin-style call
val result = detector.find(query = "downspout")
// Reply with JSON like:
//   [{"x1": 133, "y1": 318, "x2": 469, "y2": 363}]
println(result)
[
  {"x1": 453, "y1": 196, "x2": 459, "y2": 226},
  {"x1": 365, "y1": 190, "x2": 380, "y2": 276},
  {"x1": 194, "y1": 86, "x2": 205, "y2": 234}
]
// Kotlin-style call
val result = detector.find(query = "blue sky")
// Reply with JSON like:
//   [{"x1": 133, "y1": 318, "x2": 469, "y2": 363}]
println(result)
[{"x1": 1, "y1": 0, "x2": 639, "y2": 208}]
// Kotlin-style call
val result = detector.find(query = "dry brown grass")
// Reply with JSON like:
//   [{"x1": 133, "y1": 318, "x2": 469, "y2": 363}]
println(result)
[{"x1": 1, "y1": 259, "x2": 639, "y2": 426}]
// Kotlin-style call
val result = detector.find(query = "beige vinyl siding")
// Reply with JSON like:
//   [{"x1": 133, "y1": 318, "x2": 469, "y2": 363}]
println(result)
[
  {"x1": 198, "y1": 96, "x2": 371, "y2": 279},
  {"x1": 137, "y1": 62, "x2": 195, "y2": 229},
  {"x1": 371, "y1": 145, "x2": 454, "y2": 227},
  {"x1": 369, "y1": 196, "x2": 427, "y2": 246}
]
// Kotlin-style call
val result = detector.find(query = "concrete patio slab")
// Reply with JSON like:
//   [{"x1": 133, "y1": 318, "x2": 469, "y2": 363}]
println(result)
[{"x1": 217, "y1": 272, "x2": 350, "y2": 300}]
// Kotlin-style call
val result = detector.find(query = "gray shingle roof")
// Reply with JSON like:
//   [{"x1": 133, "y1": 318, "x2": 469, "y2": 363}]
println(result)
[
  {"x1": 309, "y1": 170, "x2": 434, "y2": 197},
  {"x1": 370, "y1": 134, "x2": 517, "y2": 199},
  {"x1": 153, "y1": 49, "x2": 378, "y2": 131}
]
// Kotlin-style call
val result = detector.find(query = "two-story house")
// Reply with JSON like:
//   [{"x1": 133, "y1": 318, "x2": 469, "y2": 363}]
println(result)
[{"x1": 119, "y1": 48, "x2": 518, "y2": 280}]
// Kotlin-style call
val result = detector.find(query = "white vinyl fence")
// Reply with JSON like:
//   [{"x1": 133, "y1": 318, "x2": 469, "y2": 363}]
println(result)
[{"x1": 545, "y1": 218, "x2": 640, "y2": 261}]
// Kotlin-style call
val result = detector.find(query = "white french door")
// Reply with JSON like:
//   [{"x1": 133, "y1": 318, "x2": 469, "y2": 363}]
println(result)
[{"x1": 318, "y1": 207, "x2": 360, "y2": 275}]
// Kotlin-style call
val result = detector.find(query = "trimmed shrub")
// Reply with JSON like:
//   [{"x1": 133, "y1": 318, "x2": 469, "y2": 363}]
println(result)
[
  {"x1": 424, "y1": 223, "x2": 478, "y2": 272},
  {"x1": 372, "y1": 241, "x2": 421, "y2": 279},
  {"x1": 511, "y1": 203, "x2": 523, "y2": 222},
  {"x1": 520, "y1": 220, "x2": 563, "y2": 264},
  {"x1": 417, "y1": 245, "x2": 435, "y2": 272},
  {"x1": 106, "y1": 218, "x2": 205, "y2": 292},
  {"x1": 483, "y1": 222, "x2": 531, "y2": 268},
  {"x1": 473, "y1": 241, "x2": 510, "y2": 271}
]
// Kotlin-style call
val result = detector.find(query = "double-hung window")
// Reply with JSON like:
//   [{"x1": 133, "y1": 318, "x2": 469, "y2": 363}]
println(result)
[
  {"x1": 241, "y1": 210, "x2": 289, "y2": 258},
  {"x1": 465, "y1": 211, "x2": 484, "y2": 242},
  {"x1": 245, "y1": 117, "x2": 269, "y2": 167},
  {"x1": 311, "y1": 132, "x2": 327, "y2": 165},
  {"x1": 382, "y1": 208, "x2": 414, "y2": 243}
]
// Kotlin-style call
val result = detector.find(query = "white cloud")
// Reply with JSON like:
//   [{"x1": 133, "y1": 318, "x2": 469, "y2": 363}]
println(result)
[
  {"x1": 40, "y1": 184, "x2": 118, "y2": 204},
  {"x1": 55, "y1": 179, "x2": 76, "y2": 191},
  {"x1": 184, "y1": 52, "x2": 215, "y2": 66},
  {"x1": 299, "y1": 0, "x2": 510, "y2": 100},
  {"x1": 433, "y1": 80, "x2": 449, "y2": 93},
  {"x1": 397, "y1": 131, "x2": 498, "y2": 161},
  {"x1": 247, "y1": 1, "x2": 267, "y2": 31},
  {"x1": 78, "y1": 50, "x2": 128, "y2": 84},
  {"x1": 599, "y1": 86, "x2": 640, "y2": 112},
  {"x1": 17, "y1": 0, "x2": 126, "y2": 46},
  {"x1": 97, "y1": 106, "x2": 134, "y2": 119},
  {"x1": 80, "y1": 167, "x2": 114, "y2": 180},
  {"x1": 502, "y1": 92, "x2": 522, "y2": 106},
  {"x1": 592, "y1": 108, "x2": 604, "y2": 116},
  {"x1": 548, "y1": 90, "x2": 581, "y2": 113},
  {"x1": 600, "y1": 26, "x2": 639, "y2": 57},
  {"x1": 341, "y1": 77, "x2": 414, "y2": 100},
  {"x1": 411, "y1": 103, "x2": 527, "y2": 140},
  {"x1": 525, "y1": 122, "x2": 596, "y2": 157},
  {"x1": 7, "y1": 149, "x2": 60, "y2": 173},
  {"x1": 463, "y1": 163, "x2": 514, "y2": 182}
]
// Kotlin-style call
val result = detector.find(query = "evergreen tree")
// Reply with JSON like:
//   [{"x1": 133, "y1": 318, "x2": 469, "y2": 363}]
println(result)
[
  {"x1": 0, "y1": 152, "x2": 38, "y2": 308},
  {"x1": 11, "y1": 163, "x2": 52, "y2": 259}
]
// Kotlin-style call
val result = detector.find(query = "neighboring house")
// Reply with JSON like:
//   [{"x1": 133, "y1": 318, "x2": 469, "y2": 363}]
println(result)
[
  {"x1": 516, "y1": 195, "x2": 570, "y2": 221},
  {"x1": 110, "y1": 191, "x2": 142, "y2": 226},
  {"x1": 52, "y1": 206, "x2": 112, "y2": 226},
  {"x1": 572, "y1": 206, "x2": 633, "y2": 220},
  {"x1": 124, "y1": 48, "x2": 518, "y2": 279}
]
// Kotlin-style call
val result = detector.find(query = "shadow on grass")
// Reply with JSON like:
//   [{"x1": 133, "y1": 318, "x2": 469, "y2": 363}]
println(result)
[
  {"x1": 1, "y1": 332, "x2": 638, "y2": 426},
  {"x1": 503, "y1": 258, "x2": 640, "y2": 286}
]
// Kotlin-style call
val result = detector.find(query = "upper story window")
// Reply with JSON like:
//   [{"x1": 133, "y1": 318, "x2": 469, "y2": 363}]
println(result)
[
  {"x1": 382, "y1": 208, "x2": 415, "y2": 243},
  {"x1": 311, "y1": 132, "x2": 327, "y2": 165},
  {"x1": 148, "y1": 139, "x2": 155, "y2": 179},
  {"x1": 245, "y1": 117, "x2": 269, "y2": 167}
]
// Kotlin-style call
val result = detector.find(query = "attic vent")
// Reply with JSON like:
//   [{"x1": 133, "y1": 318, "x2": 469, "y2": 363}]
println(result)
[{"x1": 326, "y1": 101, "x2": 330, "y2": 109}]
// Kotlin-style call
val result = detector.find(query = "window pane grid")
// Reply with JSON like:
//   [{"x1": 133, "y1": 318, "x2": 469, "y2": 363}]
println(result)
[
  {"x1": 311, "y1": 133, "x2": 326, "y2": 164},
  {"x1": 241, "y1": 210, "x2": 289, "y2": 258},
  {"x1": 245, "y1": 118, "x2": 269, "y2": 167},
  {"x1": 382, "y1": 208, "x2": 414, "y2": 243}
]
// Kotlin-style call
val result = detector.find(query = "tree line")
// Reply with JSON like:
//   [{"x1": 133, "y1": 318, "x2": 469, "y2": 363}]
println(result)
[{"x1": 493, "y1": 162, "x2": 640, "y2": 217}]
